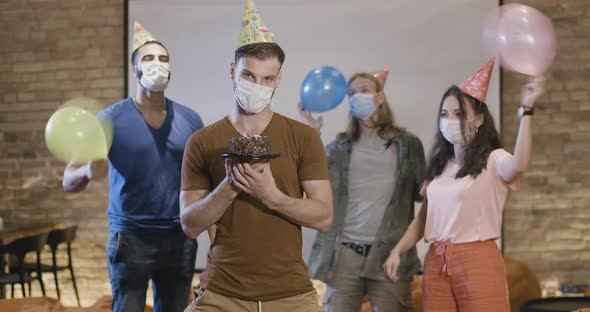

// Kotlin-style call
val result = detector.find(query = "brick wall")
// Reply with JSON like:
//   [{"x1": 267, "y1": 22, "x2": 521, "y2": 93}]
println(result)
[
  {"x1": 502, "y1": 0, "x2": 590, "y2": 286},
  {"x1": 0, "y1": 0, "x2": 588, "y2": 307},
  {"x1": 0, "y1": 0, "x2": 124, "y2": 306}
]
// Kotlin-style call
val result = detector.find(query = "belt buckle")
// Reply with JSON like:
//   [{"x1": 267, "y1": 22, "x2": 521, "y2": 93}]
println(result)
[
  {"x1": 353, "y1": 242, "x2": 368, "y2": 256},
  {"x1": 343, "y1": 242, "x2": 371, "y2": 256},
  {"x1": 357, "y1": 243, "x2": 366, "y2": 255}
]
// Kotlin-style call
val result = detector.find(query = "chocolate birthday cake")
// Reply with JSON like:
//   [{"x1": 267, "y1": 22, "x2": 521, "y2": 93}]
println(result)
[
  {"x1": 222, "y1": 135, "x2": 279, "y2": 161},
  {"x1": 229, "y1": 135, "x2": 272, "y2": 157}
]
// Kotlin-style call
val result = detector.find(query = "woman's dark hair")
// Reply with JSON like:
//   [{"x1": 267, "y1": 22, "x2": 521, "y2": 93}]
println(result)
[{"x1": 425, "y1": 85, "x2": 501, "y2": 180}]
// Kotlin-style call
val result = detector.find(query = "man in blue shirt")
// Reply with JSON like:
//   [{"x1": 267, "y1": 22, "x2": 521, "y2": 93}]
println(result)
[{"x1": 63, "y1": 23, "x2": 203, "y2": 312}]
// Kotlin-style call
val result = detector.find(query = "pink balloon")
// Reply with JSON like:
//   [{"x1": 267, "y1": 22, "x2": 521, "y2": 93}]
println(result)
[
  {"x1": 481, "y1": 4, "x2": 520, "y2": 57},
  {"x1": 496, "y1": 4, "x2": 557, "y2": 76}
]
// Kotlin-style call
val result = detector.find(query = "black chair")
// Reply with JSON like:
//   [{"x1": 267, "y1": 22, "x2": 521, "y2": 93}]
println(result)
[
  {"x1": 0, "y1": 232, "x2": 49, "y2": 298},
  {"x1": 0, "y1": 262, "x2": 35, "y2": 298},
  {"x1": 521, "y1": 297, "x2": 590, "y2": 312},
  {"x1": 47, "y1": 226, "x2": 80, "y2": 306},
  {"x1": 13, "y1": 226, "x2": 80, "y2": 306}
]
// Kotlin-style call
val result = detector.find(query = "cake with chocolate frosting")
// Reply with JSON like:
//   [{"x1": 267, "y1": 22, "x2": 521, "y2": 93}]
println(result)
[{"x1": 228, "y1": 135, "x2": 272, "y2": 157}]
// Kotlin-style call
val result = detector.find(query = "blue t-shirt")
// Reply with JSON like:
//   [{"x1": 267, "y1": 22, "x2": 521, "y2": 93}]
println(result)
[{"x1": 100, "y1": 97, "x2": 203, "y2": 233}]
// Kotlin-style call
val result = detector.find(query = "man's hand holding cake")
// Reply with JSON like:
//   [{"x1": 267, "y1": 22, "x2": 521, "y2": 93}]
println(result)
[{"x1": 223, "y1": 134, "x2": 280, "y2": 203}]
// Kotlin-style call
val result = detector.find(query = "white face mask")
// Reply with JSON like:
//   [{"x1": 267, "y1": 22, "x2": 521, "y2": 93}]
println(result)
[
  {"x1": 440, "y1": 118, "x2": 479, "y2": 145},
  {"x1": 234, "y1": 78, "x2": 275, "y2": 114},
  {"x1": 139, "y1": 61, "x2": 170, "y2": 92},
  {"x1": 439, "y1": 119, "x2": 464, "y2": 145}
]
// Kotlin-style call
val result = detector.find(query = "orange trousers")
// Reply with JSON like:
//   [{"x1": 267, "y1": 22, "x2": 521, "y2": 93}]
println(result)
[{"x1": 422, "y1": 240, "x2": 510, "y2": 312}]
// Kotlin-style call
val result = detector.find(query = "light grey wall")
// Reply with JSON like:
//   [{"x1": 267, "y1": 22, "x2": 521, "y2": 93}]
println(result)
[{"x1": 128, "y1": 0, "x2": 500, "y2": 270}]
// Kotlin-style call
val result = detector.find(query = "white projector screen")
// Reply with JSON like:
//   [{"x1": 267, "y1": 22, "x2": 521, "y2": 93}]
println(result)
[{"x1": 127, "y1": 0, "x2": 501, "y2": 271}]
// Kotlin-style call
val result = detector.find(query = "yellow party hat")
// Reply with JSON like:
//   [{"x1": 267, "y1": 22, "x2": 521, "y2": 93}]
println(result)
[
  {"x1": 237, "y1": 0, "x2": 275, "y2": 48},
  {"x1": 133, "y1": 21, "x2": 158, "y2": 52}
]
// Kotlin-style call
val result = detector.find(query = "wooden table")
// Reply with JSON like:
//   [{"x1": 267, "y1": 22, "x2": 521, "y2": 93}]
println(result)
[{"x1": 0, "y1": 223, "x2": 66, "y2": 246}]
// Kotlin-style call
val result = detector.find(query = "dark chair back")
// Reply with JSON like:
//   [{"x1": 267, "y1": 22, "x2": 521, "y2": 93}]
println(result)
[
  {"x1": 3, "y1": 233, "x2": 49, "y2": 261},
  {"x1": 47, "y1": 226, "x2": 78, "y2": 250}
]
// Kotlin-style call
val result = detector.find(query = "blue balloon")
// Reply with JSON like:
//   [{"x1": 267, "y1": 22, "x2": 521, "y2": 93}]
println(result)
[{"x1": 300, "y1": 66, "x2": 347, "y2": 113}]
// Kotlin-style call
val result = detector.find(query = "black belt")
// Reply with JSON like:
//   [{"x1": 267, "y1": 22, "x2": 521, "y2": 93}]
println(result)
[{"x1": 342, "y1": 242, "x2": 372, "y2": 257}]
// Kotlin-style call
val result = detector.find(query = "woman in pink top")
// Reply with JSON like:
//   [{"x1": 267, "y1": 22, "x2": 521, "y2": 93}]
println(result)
[{"x1": 382, "y1": 58, "x2": 545, "y2": 311}]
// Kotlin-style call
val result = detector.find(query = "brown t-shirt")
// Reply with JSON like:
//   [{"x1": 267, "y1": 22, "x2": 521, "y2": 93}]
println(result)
[{"x1": 181, "y1": 113, "x2": 329, "y2": 301}]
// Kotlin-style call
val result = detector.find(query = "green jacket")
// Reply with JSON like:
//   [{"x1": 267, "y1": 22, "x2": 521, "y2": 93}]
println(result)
[{"x1": 307, "y1": 131, "x2": 426, "y2": 282}]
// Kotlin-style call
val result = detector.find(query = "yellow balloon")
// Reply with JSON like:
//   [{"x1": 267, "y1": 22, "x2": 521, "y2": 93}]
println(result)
[
  {"x1": 45, "y1": 106, "x2": 109, "y2": 165},
  {"x1": 60, "y1": 96, "x2": 104, "y2": 115},
  {"x1": 59, "y1": 96, "x2": 113, "y2": 152},
  {"x1": 99, "y1": 114, "x2": 113, "y2": 153}
]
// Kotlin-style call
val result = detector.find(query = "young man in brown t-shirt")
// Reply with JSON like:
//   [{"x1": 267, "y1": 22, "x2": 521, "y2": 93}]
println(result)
[{"x1": 180, "y1": 2, "x2": 332, "y2": 311}]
